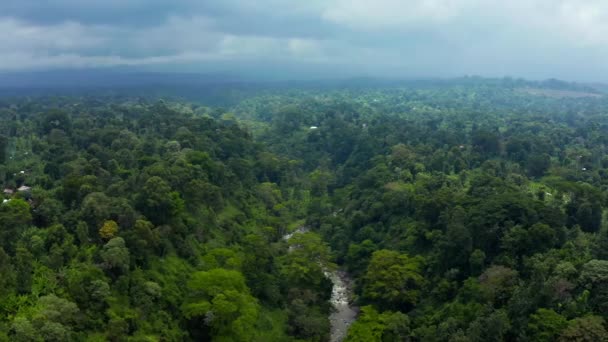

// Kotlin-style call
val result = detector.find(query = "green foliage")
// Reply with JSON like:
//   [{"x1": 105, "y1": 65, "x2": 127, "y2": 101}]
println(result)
[
  {"x1": 345, "y1": 306, "x2": 410, "y2": 342},
  {"x1": 0, "y1": 134, "x2": 8, "y2": 164},
  {"x1": 527, "y1": 153, "x2": 551, "y2": 178},
  {"x1": 279, "y1": 232, "x2": 335, "y2": 289},
  {"x1": 579, "y1": 260, "x2": 608, "y2": 313},
  {"x1": 558, "y1": 316, "x2": 608, "y2": 342},
  {"x1": 0, "y1": 199, "x2": 32, "y2": 251},
  {"x1": 200, "y1": 248, "x2": 244, "y2": 271},
  {"x1": 362, "y1": 250, "x2": 424, "y2": 310},
  {"x1": 0, "y1": 248, "x2": 16, "y2": 298},
  {"x1": 285, "y1": 291, "x2": 330, "y2": 341},
  {"x1": 11, "y1": 294, "x2": 79, "y2": 342},
  {"x1": 137, "y1": 176, "x2": 177, "y2": 225},
  {"x1": 472, "y1": 129, "x2": 500, "y2": 155},
  {"x1": 99, "y1": 220, "x2": 119, "y2": 240},
  {"x1": 183, "y1": 269, "x2": 259, "y2": 341},
  {"x1": 2, "y1": 79, "x2": 608, "y2": 340},
  {"x1": 466, "y1": 309, "x2": 511, "y2": 342},
  {"x1": 100, "y1": 237, "x2": 130, "y2": 274},
  {"x1": 478, "y1": 265, "x2": 518, "y2": 305},
  {"x1": 527, "y1": 308, "x2": 567, "y2": 342}
]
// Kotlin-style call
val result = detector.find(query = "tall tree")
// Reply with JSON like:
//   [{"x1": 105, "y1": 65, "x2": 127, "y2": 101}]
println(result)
[
  {"x1": 362, "y1": 250, "x2": 424, "y2": 310},
  {"x1": 182, "y1": 269, "x2": 259, "y2": 341}
]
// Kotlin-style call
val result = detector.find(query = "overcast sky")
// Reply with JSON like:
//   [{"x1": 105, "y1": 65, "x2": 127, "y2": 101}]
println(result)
[{"x1": 1, "y1": 0, "x2": 608, "y2": 81}]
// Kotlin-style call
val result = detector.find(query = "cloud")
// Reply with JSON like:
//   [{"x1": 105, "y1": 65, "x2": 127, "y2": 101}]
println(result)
[
  {"x1": 0, "y1": 14, "x2": 339, "y2": 72},
  {"x1": 555, "y1": 1, "x2": 608, "y2": 46},
  {"x1": 321, "y1": 0, "x2": 469, "y2": 30},
  {"x1": 1, "y1": 0, "x2": 608, "y2": 80},
  {"x1": 0, "y1": 18, "x2": 106, "y2": 52}
]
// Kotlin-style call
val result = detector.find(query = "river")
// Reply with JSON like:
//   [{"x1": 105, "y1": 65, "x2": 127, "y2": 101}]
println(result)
[{"x1": 283, "y1": 227, "x2": 358, "y2": 341}]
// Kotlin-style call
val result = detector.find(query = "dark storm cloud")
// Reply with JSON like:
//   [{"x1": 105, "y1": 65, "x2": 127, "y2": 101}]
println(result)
[
  {"x1": 1, "y1": 0, "x2": 608, "y2": 81},
  {"x1": 0, "y1": 1, "x2": 331, "y2": 36},
  {"x1": 0, "y1": 0, "x2": 182, "y2": 26}
]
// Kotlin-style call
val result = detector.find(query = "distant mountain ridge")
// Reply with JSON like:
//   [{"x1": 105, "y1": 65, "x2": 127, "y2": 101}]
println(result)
[
  {"x1": 0, "y1": 70, "x2": 605, "y2": 105},
  {"x1": 0, "y1": 70, "x2": 242, "y2": 89},
  {"x1": 0, "y1": 70, "x2": 604, "y2": 90}
]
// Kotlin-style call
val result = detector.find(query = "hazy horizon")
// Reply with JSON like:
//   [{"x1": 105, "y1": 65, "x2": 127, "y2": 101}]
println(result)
[{"x1": 2, "y1": 1, "x2": 608, "y2": 82}]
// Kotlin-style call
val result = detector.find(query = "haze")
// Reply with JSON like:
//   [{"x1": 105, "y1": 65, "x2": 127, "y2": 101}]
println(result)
[{"x1": 1, "y1": 0, "x2": 608, "y2": 81}]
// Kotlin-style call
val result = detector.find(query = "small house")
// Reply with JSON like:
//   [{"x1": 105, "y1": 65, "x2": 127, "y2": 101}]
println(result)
[{"x1": 17, "y1": 185, "x2": 32, "y2": 193}]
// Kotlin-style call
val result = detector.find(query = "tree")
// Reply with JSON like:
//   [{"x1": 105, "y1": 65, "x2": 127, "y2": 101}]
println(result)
[
  {"x1": 11, "y1": 295, "x2": 79, "y2": 342},
  {"x1": 345, "y1": 306, "x2": 387, "y2": 342},
  {"x1": 286, "y1": 293, "x2": 330, "y2": 341},
  {"x1": 345, "y1": 306, "x2": 411, "y2": 342},
  {"x1": 100, "y1": 237, "x2": 130, "y2": 274},
  {"x1": 527, "y1": 308, "x2": 567, "y2": 342},
  {"x1": 526, "y1": 153, "x2": 551, "y2": 178},
  {"x1": 390, "y1": 144, "x2": 416, "y2": 169},
  {"x1": 81, "y1": 192, "x2": 112, "y2": 228},
  {"x1": 32, "y1": 196, "x2": 64, "y2": 227},
  {"x1": 279, "y1": 232, "x2": 335, "y2": 289},
  {"x1": 558, "y1": 316, "x2": 608, "y2": 342},
  {"x1": 65, "y1": 263, "x2": 110, "y2": 315},
  {"x1": 502, "y1": 223, "x2": 557, "y2": 257},
  {"x1": 478, "y1": 265, "x2": 518, "y2": 306},
  {"x1": 346, "y1": 239, "x2": 377, "y2": 277},
  {"x1": 576, "y1": 201, "x2": 602, "y2": 233},
  {"x1": 40, "y1": 109, "x2": 72, "y2": 135},
  {"x1": 125, "y1": 219, "x2": 160, "y2": 264},
  {"x1": 99, "y1": 220, "x2": 119, "y2": 240},
  {"x1": 241, "y1": 234, "x2": 280, "y2": 304},
  {"x1": 579, "y1": 260, "x2": 608, "y2": 313},
  {"x1": 466, "y1": 309, "x2": 511, "y2": 342},
  {"x1": 11, "y1": 317, "x2": 38, "y2": 342},
  {"x1": 362, "y1": 250, "x2": 424, "y2": 310},
  {"x1": 200, "y1": 248, "x2": 243, "y2": 271},
  {"x1": 14, "y1": 247, "x2": 34, "y2": 294},
  {"x1": 0, "y1": 199, "x2": 32, "y2": 251},
  {"x1": 469, "y1": 249, "x2": 486, "y2": 276},
  {"x1": 182, "y1": 269, "x2": 259, "y2": 341},
  {"x1": 0, "y1": 134, "x2": 7, "y2": 164},
  {"x1": 527, "y1": 223, "x2": 557, "y2": 252},
  {"x1": 137, "y1": 176, "x2": 180, "y2": 225},
  {"x1": 472, "y1": 129, "x2": 500, "y2": 155},
  {"x1": 441, "y1": 206, "x2": 472, "y2": 271},
  {"x1": 0, "y1": 247, "x2": 15, "y2": 297},
  {"x1": 310, "y1": 169, "x2": 334, "y2": 197}
]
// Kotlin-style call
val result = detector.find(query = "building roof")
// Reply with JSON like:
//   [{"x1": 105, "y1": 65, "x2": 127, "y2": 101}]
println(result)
[{"x1": 17, "y1": 185, "x2": 32, "y2": 192}]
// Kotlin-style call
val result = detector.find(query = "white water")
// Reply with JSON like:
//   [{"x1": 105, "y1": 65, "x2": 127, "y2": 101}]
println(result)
[
  {"x1": 283, "y1": 227, "x2": 357, "y2": 342},
  {"x1": 282, "y1": 226, "x2": 310, "y2": 243}
]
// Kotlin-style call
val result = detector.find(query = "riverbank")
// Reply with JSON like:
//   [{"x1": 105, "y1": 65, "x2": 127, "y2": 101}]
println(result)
[
  {"x1": 327, "y1": 270, "x2": 358, "y2": 342},
  {"x1": 282, "y1": 227, "x2": 358, "y2": 341}
]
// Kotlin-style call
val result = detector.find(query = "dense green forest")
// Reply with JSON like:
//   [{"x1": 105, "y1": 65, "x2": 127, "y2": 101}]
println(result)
[{"x1": 2, "y1": 78, "x2": 608, "y2": 341}]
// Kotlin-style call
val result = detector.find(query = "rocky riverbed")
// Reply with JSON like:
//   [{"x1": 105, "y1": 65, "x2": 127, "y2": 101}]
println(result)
[{"x1": 326, "y1": 270, "x2": 358, "y2": 341}]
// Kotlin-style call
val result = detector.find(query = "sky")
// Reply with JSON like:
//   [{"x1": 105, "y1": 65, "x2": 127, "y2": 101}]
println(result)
[{"x1": 1, "y1": 0, "x2": 608, "y2": 81}]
